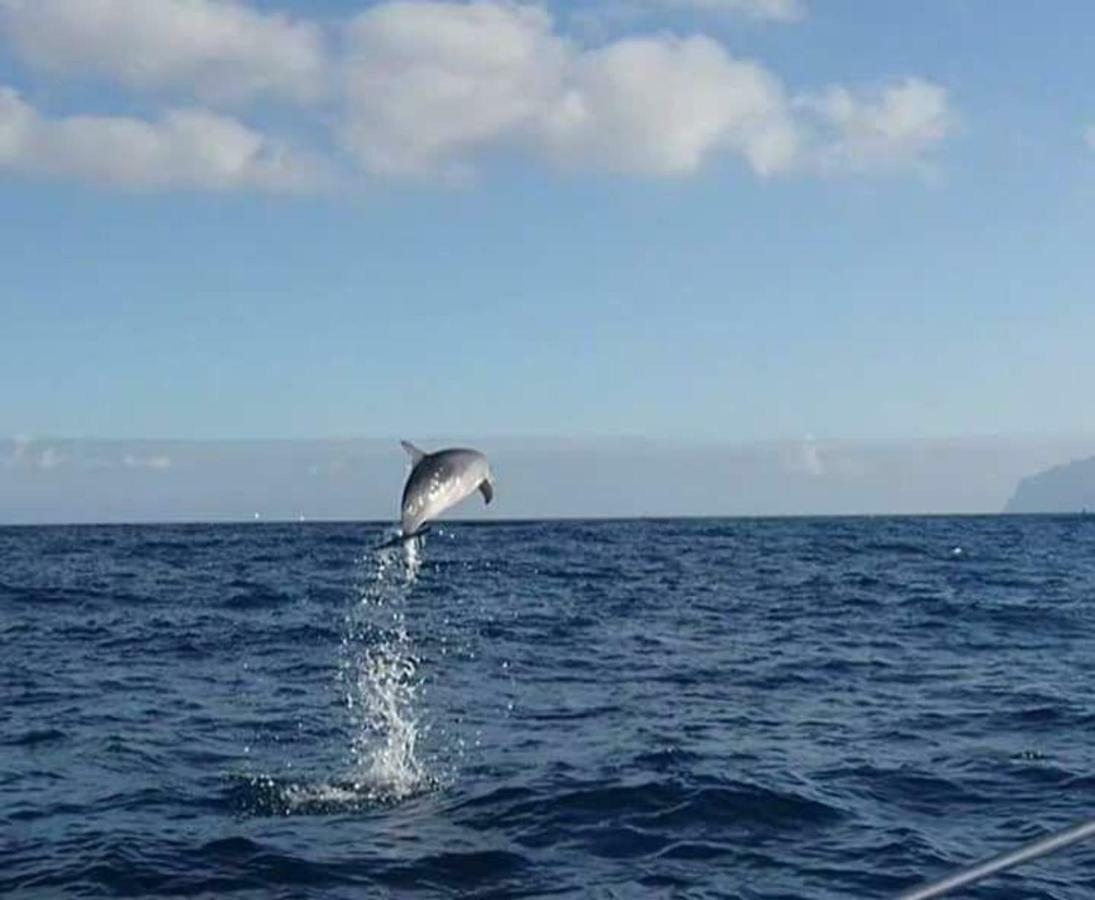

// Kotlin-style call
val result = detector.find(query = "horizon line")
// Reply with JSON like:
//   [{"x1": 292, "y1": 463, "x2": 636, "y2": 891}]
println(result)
[{"x1": 2, "y1": 511, "x2": 1083, "y2": 529}]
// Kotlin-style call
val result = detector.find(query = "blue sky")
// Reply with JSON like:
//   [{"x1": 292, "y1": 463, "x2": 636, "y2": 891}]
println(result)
[{"x1": 2, "y1": 0, "x2": 1095, "y2": 444}]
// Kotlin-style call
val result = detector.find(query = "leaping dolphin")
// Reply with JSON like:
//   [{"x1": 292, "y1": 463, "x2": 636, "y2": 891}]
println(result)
[{"x1": 377, "y1": 441, "x2": 494, "y2": 548}]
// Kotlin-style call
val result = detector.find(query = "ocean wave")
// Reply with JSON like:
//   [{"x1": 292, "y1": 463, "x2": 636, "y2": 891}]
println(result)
[{"x1": 5, "y1": 518, "x2": 1095, "y2": 898}]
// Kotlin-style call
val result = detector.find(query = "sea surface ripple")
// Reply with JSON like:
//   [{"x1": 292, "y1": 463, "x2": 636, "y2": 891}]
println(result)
[{"x1": 3, "y1": 516, "x2": 1095, "y2": 898}]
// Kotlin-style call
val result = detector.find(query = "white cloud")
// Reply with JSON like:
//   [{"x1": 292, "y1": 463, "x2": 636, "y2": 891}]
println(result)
[
  {"x1": 342, "y1": 1, "x2": 798, "y2": 179},
  {"x1": 542, "y1": 34, "x2": 797, "y2": 176},
  {"x1": 0, "y1": 0, "x2": 326, "y2": 103},
  {"x1": 785, "y1": 435, "x2": 825, "y2": 476},
  {"x1": 4, "y1": 439, "x2": 66, "y2": 470},
  {"x1": 2, "y1": 436, "x2": 64, "y2": 470},
  {"x1": 800, "y1": 77, "x2": 953, "y2": 173},
  {"x1": 36, "y1": 447, "x2": 65, "y2": 470},
  {"x1": 342, "y1": 1, "x2": 570, "y2": 179},
  {"x1": 0, "y1": 0, "x2": 953, "y2": 188},
  {"x1": 340, "y1": 2, "x2": 950, "y2": 182},
  {"x1": 0, "y1": 86, "x2": 321, "y2": 191}
]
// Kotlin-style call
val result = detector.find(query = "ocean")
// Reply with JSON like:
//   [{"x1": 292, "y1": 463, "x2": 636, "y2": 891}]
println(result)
[{"x1": 3, "y1": 516, "x2": 1094, "y2": 898}]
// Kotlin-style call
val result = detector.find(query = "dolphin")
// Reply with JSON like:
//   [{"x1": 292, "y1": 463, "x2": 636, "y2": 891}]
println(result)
[{"x1": 377, "y1": 441, "x2": 494, "y2": 548}]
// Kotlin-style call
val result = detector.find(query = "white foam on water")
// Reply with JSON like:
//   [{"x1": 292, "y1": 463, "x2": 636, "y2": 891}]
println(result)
[
  {"x1": 281, "y1": 780, "x2": 369, "y2": 812},
  {"x1": 236, "y1": 773, "x2": 384, "y2": 816}
]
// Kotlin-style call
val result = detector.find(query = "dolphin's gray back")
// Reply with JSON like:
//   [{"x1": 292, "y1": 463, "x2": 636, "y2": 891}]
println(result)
[{"x1": 401, "y1": 448, "x2": 491, "y2": 536}]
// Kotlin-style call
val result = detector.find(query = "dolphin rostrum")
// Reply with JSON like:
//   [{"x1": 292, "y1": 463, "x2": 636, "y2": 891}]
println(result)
[{"x1": 379, "y1": 441, "x2": 494, "y2": 547}]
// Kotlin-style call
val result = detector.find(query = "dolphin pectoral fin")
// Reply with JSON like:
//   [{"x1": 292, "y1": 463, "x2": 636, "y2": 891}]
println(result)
[
  {"x1": 478, "y1": 479, "x2": 493, "y2": 505},
  {"x1": 400, "y1": 441, "x2": 427, "y2": 464}
]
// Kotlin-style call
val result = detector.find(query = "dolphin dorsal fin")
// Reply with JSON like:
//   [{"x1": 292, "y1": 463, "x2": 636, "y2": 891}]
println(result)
[{"x1": 400, "y1": 440, "x2": 427, "y2": 464}]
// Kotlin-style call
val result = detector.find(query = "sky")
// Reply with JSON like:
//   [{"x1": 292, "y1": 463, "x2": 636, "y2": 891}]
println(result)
[{"x1": 2, "y1": 1, "x2": 1095, "y2": 521}]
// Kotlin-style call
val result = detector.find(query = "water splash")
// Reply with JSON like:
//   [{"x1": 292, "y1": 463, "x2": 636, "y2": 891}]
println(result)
[
  {"x1": 228, "y1": 773, "x2": 391, "y2": 816},
  {"x1": 340, "y1": 532, "x2": 431, "y2": 801},
  {"x1": 401, "y1": 534, "x2": 423, "y2": 584}
]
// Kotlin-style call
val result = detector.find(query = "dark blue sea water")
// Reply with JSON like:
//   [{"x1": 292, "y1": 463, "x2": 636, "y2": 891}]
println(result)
[{"x1": 4, "y1": 516, "x2": 1095, "y2": 898}]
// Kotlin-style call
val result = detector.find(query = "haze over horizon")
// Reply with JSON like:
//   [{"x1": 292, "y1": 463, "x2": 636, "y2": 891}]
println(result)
[
  {"x1": 3, "y1": 1, "x2": 1094, "y2": 521},
  {"x1": 4, "y1": 432, "x2": 1094, "y2": 524}
]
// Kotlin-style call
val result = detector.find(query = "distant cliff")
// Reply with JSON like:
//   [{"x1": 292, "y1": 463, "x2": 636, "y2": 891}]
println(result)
[{"x1": 1005, "y1": 455, "x2": 1095, "y2": 513}]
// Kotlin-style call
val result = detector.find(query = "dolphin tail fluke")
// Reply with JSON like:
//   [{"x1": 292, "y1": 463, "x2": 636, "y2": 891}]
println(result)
[
  {"x1": 400, "y1": 440, "x2": 426, "y2": 464},
  {"x1": 478, "y1": 479, "x2": 493, "y2": 505},
  {"x1": 374, "y1": 526, "x2": 431, "y2": 551}
]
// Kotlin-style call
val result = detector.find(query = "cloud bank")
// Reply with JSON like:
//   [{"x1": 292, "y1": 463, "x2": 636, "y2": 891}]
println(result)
[
  {"x1": 341, "y1": 7, "x2": 799, "y2": 179},
  {"x1": 0, "y1": 0, "x2": 953, "y2": 191},
  {"x1": 4, "y1": 435, "x2": 1093, "y2": 523},
  {"x1": 346, "y1": 3, "x2": 949, "y2": 181}
]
